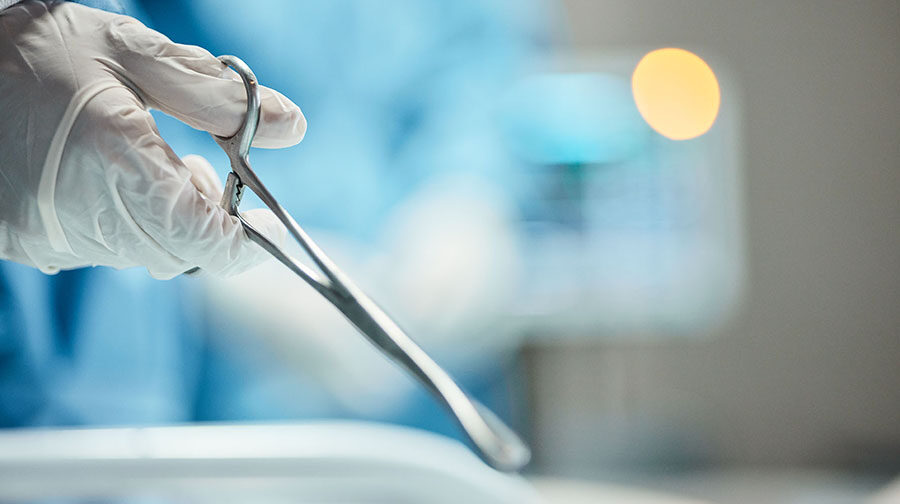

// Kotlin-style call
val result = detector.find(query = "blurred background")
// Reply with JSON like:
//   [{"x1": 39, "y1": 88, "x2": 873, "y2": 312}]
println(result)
[{"x1": 0, "y1": 0, "x2": 898, "y2": 502}]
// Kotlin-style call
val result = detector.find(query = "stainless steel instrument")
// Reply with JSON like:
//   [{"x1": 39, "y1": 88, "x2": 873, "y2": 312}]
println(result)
[{"x1": 211, "y1": 55, "x2": 530, "y2": 472}]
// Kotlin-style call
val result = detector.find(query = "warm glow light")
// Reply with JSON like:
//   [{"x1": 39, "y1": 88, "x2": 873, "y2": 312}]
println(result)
[{"x1": 631, "y1": 48, "x2": 721, "y2": 140}]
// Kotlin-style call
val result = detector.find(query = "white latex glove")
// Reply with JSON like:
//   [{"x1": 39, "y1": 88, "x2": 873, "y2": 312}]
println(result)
[{"x1": 0, "y1": 1, "x2": 306, "y2": 278}]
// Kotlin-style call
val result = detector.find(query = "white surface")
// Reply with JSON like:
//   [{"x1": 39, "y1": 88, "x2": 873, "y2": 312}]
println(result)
[
  {"x1": 869, "y1": 477, "x2": 900, "y2": 503},
  {"x1": 608, "y1": 468, "x2": 888, "y2": 504},
  {"x1": 532, "y1": 471, "x2": 900, "y2": 504},
  {"x1": 533, "y1": 477, "x2": 712, "y2": 504},
  {"x1": 0, "y1": 422, "x2": 539, "y2": 504}
]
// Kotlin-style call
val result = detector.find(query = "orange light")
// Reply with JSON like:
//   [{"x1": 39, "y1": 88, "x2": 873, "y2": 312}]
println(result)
[{"x1": 631, "y1": 48, "x2": 721, "y2": 140}]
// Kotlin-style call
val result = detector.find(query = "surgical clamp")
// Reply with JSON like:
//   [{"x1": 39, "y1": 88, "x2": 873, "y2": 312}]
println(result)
[{"x1": 211, "y1": 55, "x2": 530, "y2": 472}]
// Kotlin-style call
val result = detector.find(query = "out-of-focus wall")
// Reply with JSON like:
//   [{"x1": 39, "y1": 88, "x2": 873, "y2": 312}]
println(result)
[{"x1": 527, "y1": 0, "x2": 900, "y2": 473}]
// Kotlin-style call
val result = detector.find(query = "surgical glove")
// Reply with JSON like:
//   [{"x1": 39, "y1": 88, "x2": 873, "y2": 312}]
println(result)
[{"x1": 0, "y1": 1, "x2": 306, "y2": 279}]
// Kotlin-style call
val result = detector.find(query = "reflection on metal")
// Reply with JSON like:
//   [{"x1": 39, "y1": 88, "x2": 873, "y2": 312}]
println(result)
[{"x1": 211, "y1": 55, "x2": 530, "y2": 472}]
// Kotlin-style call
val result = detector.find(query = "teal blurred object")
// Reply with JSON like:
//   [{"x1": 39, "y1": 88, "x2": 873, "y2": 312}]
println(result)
[
  {"x1": 499, "y1": 73, "x2": 650, "y2": 165},
  {"x1": 502, "y1": 51, "x2": 745, "y2": 336}
]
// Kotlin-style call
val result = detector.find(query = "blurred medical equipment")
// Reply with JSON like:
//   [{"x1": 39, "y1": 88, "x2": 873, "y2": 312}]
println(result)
[
  {"x1": 207, "y1": 55, "x2": 529, "y2": 472},
  {"x1": 499, "y1": 50, "x2": 743, "y2": 337},
  {"x1": 499, "y1": 50, "x2": 745, "y2": 474},
  {"x1": 0, "y1": 422, "x2": 540, "y2": 504}
]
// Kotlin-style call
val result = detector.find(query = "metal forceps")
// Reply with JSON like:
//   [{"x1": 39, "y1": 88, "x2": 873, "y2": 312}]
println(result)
[{"x1": 212, "y1": 55, "x2": 530, "y2": 472}]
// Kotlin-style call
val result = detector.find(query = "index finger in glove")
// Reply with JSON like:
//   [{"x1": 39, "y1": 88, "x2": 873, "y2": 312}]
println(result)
[{"x1": 103, "y1": 15, "x2": 306, "y2": 149}]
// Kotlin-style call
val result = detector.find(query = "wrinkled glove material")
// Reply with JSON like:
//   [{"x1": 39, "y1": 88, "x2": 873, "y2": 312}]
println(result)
[{"x1": 0, "y1": 0, "x2": 305, "y2": 279}]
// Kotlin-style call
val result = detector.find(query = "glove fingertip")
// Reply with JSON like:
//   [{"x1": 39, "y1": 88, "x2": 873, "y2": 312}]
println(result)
[{"x1": 252, "y1": 88, "x2": 307, "y2": 149}]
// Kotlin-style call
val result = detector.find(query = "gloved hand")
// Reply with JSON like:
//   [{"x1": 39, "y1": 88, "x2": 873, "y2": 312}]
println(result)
[{"x1": 0, "y1": 0, "x2": 306, "y2": 279}]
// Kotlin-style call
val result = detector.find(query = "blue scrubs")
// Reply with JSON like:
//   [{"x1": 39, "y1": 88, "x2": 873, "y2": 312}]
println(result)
[{"x1": 0, "y1": 262, "x2": 202, "y2": 427}]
